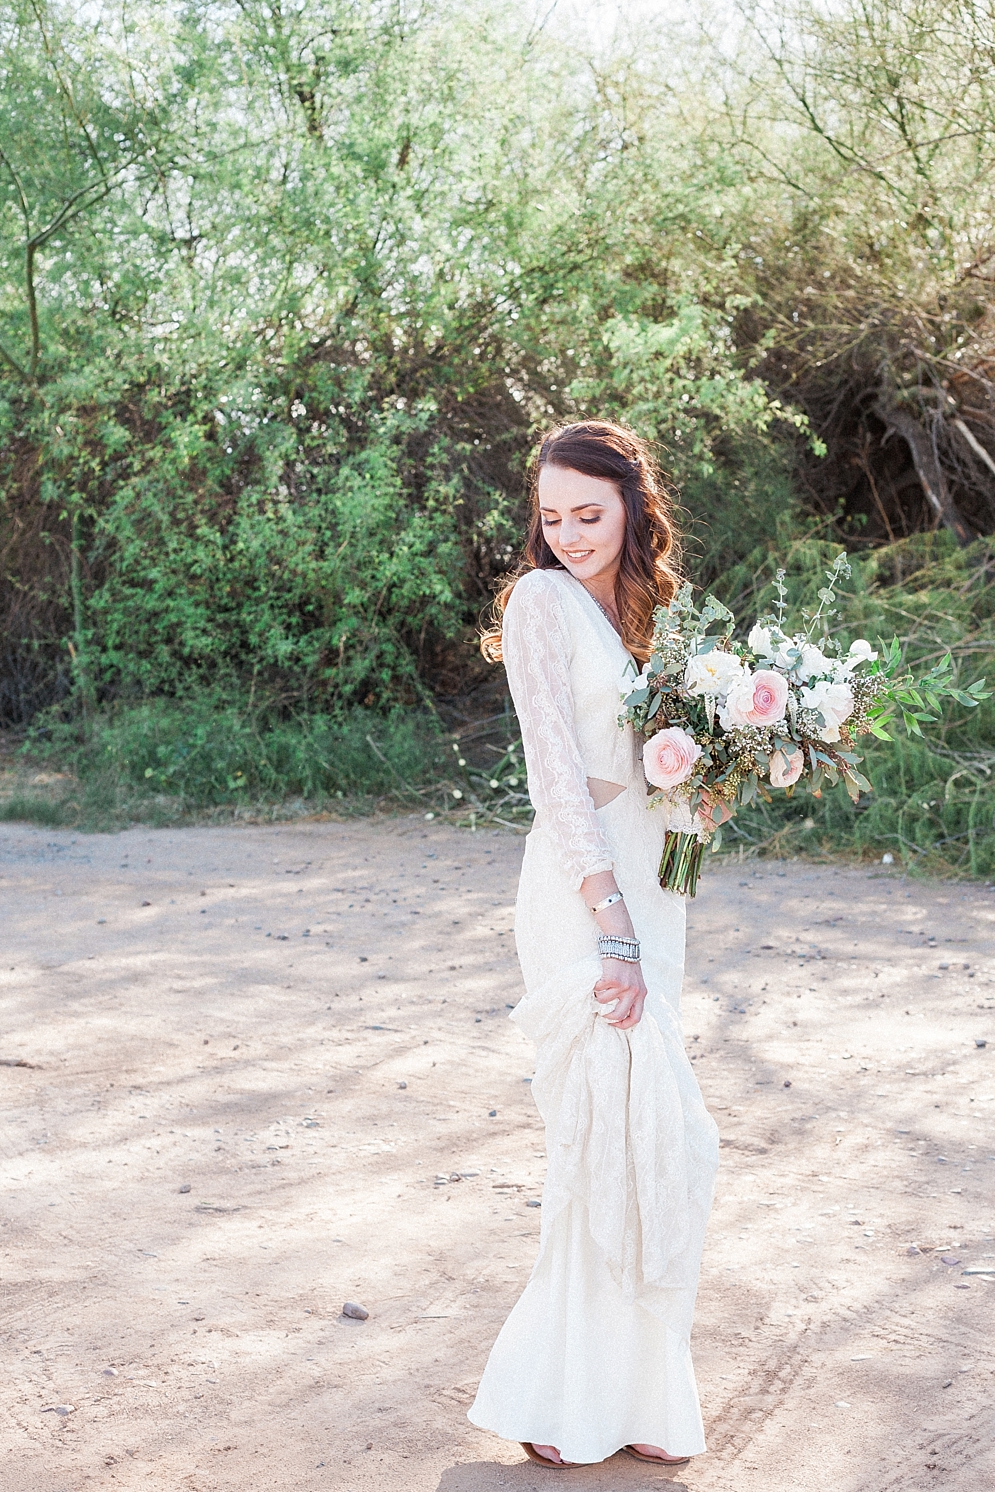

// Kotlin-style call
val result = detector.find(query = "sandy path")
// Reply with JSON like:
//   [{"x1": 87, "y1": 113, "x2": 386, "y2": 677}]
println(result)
[{"x1": 2, "y1": 817, "x2": 994, "y2": 1492}]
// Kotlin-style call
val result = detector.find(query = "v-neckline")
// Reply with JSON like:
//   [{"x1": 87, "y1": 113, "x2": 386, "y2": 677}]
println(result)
[{"x1": 561, "y1": 572, "x2": 633, "y2": 662}]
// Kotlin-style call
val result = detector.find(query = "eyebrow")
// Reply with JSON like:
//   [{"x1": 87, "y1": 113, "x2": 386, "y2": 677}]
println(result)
[{"x1": 538, "y1": 501, "x2": 606, "y2": 513}]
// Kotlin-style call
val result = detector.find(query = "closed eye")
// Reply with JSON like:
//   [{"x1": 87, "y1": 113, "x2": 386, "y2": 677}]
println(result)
[{"x1": 541, "y1": 514, "x2": 601, "y2": 526}]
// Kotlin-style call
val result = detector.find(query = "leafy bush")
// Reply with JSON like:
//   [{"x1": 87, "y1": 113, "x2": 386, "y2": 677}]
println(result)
[
  {"x1": 87, "y1": 423, "x2": 469, "y2": 707},
  {"x1": 2, "y1": 1, "x2": 995, "y2": 879},
  {"x1": 19, "y1": 701, "x2": 451, "y2": 824}
]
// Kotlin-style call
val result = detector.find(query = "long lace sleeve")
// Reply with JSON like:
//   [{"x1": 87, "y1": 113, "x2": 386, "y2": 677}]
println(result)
[{"x1": 502, "y1": 571, "x2": 613, "y2": 890}]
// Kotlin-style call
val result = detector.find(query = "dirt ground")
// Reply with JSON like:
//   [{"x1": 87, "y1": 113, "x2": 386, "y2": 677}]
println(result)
[{"x1": 2, "y1": 816, "x2": 994, "y2": 1492}]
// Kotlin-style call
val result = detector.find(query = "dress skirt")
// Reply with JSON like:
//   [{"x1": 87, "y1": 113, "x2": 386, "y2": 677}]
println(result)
[{"x1": 467, "y1": 788, "x2": 719, "y2": 1464}]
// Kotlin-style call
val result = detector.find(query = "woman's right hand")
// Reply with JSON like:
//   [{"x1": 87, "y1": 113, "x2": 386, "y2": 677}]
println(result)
[{"x1": 580, "y1": 869, "x2": 646, "y2": 1027}]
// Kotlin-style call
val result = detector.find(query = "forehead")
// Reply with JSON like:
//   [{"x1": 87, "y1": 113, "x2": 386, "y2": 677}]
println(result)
[{"x1": 537, "y1": 464, "x2": 623, "y2": 509}]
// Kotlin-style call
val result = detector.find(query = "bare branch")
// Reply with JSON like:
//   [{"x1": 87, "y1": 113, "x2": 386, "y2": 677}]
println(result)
[
  {"x1": 874, "y1": 397, "x2": 975, "y2": 546},
  {"x1": 952, "y1": 416, "x2": 995, "y2": 481},
  {"x1": 0, "y1": 139, "x2": 32, "y2": 228}
]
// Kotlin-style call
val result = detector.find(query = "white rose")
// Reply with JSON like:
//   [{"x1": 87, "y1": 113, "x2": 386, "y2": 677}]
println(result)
[
  {"x1": 772, "y1": 634, "x2": 803, "y2": 671},
  {"x1": 839, "y1": 638, "x2": 878, "y2": 676},
  {"x1": 799, "y1": 679, "x2": 854, "y2": 742},
  {"x1": 684, "y1": 650, "x2": 746, "y2": 699},
  {"x1": 719, "y1": 678, "x2": 752, "y2": 729},
  {"x1": 795, "y1": 642, "x2": 834, "y2": 680},
  {"x1": 621, "y1": 661, "x2": 652, "y2": 697},
  {"x1": 748, "y1": 623, "x2": 775, "y2": 657},
  {"x1": 749, "y1": 622, "x2": 795, "y2": 663}
]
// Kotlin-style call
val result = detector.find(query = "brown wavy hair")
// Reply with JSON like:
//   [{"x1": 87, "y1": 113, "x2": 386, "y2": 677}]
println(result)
[{"x1": 480, "y1": 420, "x2": 682, "y2": 664}]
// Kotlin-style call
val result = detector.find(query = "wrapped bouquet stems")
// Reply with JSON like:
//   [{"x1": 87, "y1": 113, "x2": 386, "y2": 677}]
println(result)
[{"x1": 658, "y1": 830, "x2": 707, "y2": 898}]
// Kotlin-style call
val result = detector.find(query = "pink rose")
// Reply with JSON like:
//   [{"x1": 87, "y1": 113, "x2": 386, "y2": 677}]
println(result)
[
  {"x1": 769, "y1": 746, "x2": 804, "y2": 788},
  {"x1": 721, "y1": 669, "x2": 789, "y2": 728},
  {"x1": 643, "y1": 726, "x2": 702, "y2": 789}
]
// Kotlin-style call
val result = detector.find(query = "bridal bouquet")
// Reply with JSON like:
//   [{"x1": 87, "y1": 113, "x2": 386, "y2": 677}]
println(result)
[{"x1": 619, "y1": 555, "x2": 990, "y2": 896}]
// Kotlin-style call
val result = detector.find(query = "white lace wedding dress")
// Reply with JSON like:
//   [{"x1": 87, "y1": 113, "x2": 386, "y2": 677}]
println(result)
[{"x1": 467, "y1": 567, "x2": 719, "y2": 1464}]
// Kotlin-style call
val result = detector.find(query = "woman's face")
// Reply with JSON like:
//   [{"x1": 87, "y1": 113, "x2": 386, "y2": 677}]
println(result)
[{"x1": 537, "y1": 464, "x2": 626, "y2": 584}]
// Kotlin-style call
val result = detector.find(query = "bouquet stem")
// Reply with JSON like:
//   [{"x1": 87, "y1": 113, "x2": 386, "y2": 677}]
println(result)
[{"x1": 658, "y1": 830, "x2": 706, "y2": 897}]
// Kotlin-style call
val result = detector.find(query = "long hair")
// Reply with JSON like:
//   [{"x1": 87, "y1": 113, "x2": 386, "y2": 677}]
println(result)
[{"x1": 480, "y1": 420, "x2": 681, "y2": 664}]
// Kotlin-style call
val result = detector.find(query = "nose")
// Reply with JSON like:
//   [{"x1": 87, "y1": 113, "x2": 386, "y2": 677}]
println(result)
[{"x1": 559, "y1": 516, "x2": 587, "y2": 547}]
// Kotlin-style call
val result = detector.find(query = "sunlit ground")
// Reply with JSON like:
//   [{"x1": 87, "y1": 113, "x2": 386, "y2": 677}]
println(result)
[{"x1": 2, "y1": 819, "x2": 994, "y2": 1491}]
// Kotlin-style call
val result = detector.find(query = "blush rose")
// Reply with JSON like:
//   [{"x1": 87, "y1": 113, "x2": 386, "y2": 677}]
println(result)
[
  {"x1": 643, "y1": 727, "x2": 703, "y2": 789},
  {"x1": 721, "y1": 669, "x2": 789, "y2": 728},
  {"x1": 769, "y1": 745, "x2": 805, "y2": 788}
]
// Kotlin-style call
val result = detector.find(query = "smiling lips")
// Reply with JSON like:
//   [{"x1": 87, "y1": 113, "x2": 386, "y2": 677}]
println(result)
[{"x1": 564, "y1": 548, "x2": 595, "y2": 561}]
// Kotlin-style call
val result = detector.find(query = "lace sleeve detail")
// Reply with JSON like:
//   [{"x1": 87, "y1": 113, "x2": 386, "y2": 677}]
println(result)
[{"x1": 503, "y1": 571, "x2": 613, "y2": 890}]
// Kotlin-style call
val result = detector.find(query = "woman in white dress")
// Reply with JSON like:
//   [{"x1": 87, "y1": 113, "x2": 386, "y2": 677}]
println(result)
[{"x1": 468, "y1": 421, "x2": 719, "y2": 1469}]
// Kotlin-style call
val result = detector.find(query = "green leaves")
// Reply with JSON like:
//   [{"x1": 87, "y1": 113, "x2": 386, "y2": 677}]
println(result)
[
  {"x1": 570, "y1": 302, "x2": 817, "y2": 483},
  {"x1": 800, "y1": 553, "x2": 852, "y2": 639},
  {"x1": 873, "y1": 643, "x2": 991, "y2": 739},
  {"x1": 740, "y1": 771, "x2": 760, "y2": 806}
]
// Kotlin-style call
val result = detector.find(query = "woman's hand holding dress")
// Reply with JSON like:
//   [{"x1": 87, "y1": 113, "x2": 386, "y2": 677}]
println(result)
[
  {"x1": 582, "y1": 867, "x2": 648, "y2": 1029},
  {"x1": 593, "y1": 959, "x2": 648, "y2": 1029}
]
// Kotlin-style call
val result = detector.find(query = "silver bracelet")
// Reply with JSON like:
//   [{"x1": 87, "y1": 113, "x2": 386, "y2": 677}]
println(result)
[
  {"x1": 588, "y1": 890, "x2": 624, "y2": 914},
  {"x1": 597, "y1": 934, "x2": 641, "y2": 963}
]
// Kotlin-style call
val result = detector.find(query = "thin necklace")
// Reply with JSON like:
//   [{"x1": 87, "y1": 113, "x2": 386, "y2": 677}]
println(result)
[{"x1": 581, "y1": 583, "x2": 621, "y2": 635}]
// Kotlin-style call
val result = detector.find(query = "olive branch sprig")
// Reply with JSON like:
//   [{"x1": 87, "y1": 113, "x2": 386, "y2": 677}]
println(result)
[{"x1": 865, "y1": 642, "x2": 991, "y2": 740}]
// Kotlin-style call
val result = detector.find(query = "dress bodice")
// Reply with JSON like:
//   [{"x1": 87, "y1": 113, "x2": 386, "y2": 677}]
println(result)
[{"x1": 502, "y1": 567, "x2": 641, "y2": 889}]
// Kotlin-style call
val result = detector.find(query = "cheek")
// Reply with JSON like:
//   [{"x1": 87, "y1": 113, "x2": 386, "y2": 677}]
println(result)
[{"x1": 602, "y1": 507, "x2": 627, "y2": 551}]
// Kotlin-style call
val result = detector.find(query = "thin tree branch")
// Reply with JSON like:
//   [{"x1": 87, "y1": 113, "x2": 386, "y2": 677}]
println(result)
[
  {"x1": 0, "y1": 140, "x2": 31, "y2": 226},
  {"x1": 951, "y1": 415, "x2": 995, "y2": 480},
  {"x1": 25, "y1": 241, "x2": 39, "y2": 378},
  {"x1": 0, "y1": 338, "x2": 32, "y2": 384},
  {"x1": 29, "y1": 164, "x2": 138, "y2": 249},
  {"x1": 28, "y1": 0, "x2": 111, "y2": 190}
]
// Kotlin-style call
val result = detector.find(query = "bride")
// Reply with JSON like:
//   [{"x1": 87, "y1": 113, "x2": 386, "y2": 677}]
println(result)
[{"x1": 468, "y1": 420, "x2": 719, "y2": 1469}]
